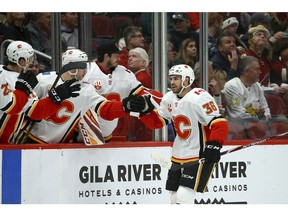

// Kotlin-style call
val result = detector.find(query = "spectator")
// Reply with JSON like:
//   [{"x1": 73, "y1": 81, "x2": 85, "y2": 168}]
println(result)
[
  {"x1": 242, "y1": 12, "x2": 286, "y2": 47},
  {"x1": 192, "y1": 61, "x2": 201, "y2": 88},
  {"x1": 220, "y1": 12, "x2": 251, "y2": 36},
  {"x1": 128, "y1": 47, "x2": 152, "y2": 88},
  {"x1": 61, "y1": 12, "x2": 79, "y2": 49},
  {"x1": 127, "y1": 47, "x2": 154, "y2": 141},
  {"x1": 208, "y1": 12, "x2": 224, "y2": 60},
  {"x1": 27, "y1": 54, "x2": 41, "y2": 75},
  {"x1": 167, "y1": 41, "x2": 176, "y2": 69},
  {"x1": 268, "y1": 12, "x2": 288, "y2": 34},
  {"x1": 243, "y1": 25, "x2": 274, "y2": 87},
  {"x1": 174, "y1": 38, "x2": 198, "y2": 70},
  {"x1": 250, "y1": 12, "x2": 273, "y2": 31},
  {"x1": 242, "y1": 25, "x2": 288, "y2": 117},
  {"x1": 222, "y1": 56, "x2": 271, "y2": 121},
  {"x1": 211, "y1": 32, "x2": 240, "y2": 81},
  {"x1": 222, "y1": 16, "x2": 247, "y2": 54},
  {"x1": 168, "y1": 13, "x2": 199, "y2": 53},
  {"x1": 27, "y1": 12, "x2": 52, "y2": 70},
  {"x1": 271, "y1": 38, "x2": 288, "y2": 86},
  {"x1": 118, "y1": 25, "x2": 145, "y2": 68},
  {"x1": 187, "y1": 12, "x2": 200, "y2": 31},
  {"x1": 0, "y1": 13, "x2": 6, "y2": 36},
  {"x1": 3, "y1": 13, "x2": 32, "y2": 44},
  {"x1": 210, "y1": 69, "x2": 227, "y2": 117}
]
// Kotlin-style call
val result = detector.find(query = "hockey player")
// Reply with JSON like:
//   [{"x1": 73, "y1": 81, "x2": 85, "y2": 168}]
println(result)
[
  {"x1": 84, "y1": 40, "x2": 167, "y2": 142},
  {"x1": 0, "y1": 41, "x2": 81, "y2": 144},
  {"x1": 21, "y1": 49, "x2": 146, "y2": 143},
  {"x1": 155, "y1": 64, "x2": 229, "y2": 204}
]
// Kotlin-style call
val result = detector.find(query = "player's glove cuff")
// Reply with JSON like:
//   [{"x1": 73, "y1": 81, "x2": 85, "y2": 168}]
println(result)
[
  {"x1": 140, "y1": 95, "x2": 155, "y2": 115},
  {"x1": 122, "y1": 94, "x2": 146, "y2": 113},
  {"x1": 15, "y1": 79, "x2": 34, "y2": 96},
  {"x1": 202, "y1": 140, "x2": 222, "y2": 164}
]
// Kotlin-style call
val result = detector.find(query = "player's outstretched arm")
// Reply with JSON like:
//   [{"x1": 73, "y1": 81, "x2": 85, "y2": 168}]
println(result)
[{"x1": 122, "y1": 94, "x2": 146, "y2": 113}]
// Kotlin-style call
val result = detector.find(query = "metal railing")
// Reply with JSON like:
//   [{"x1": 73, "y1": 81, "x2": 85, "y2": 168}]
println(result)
[{"x1": 0, "y1": 39, "x2": 52, "y2": 65}]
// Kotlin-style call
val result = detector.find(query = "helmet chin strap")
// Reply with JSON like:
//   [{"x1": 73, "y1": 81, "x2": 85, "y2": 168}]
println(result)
[
  {"x1": 177, "y1": 79, "x2": 189, "y2": 96},
  {"x1": 177, "y1": 86, "x2": 185, "y2": 95},
  {"x1": 68, "y1": 69, "x2": 79, "y2": 80},
  {"x1": 17, "y1": 62, "x2": 28, "y2": 72}
]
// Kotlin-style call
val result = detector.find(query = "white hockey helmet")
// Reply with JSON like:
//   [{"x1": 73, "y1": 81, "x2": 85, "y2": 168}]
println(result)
[
  {"x1": 62, "y1": 49, "x2": 88, "y2": 66},
  {"x1": 169, "y1": 64, "x2": 195, "y2": 95},
  {"x1": 169, "y1": 64, "x2": 195, "y2": 85},
  {"x1": 6, "y1": 41, "x2": 34, "y2": 64}
]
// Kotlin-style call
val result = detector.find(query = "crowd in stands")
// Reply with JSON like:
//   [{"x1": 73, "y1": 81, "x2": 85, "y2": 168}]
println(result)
[{"x1": 1, "y1": 12, "x2": 288, "y2": 143}]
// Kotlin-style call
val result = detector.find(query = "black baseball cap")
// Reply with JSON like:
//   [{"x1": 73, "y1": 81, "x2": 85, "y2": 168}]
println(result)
[
  {"x1": 250, "y1": 13, "x2": 273, "y2": 26},
  {"x1": 172, "y1": 13, "x2": 189, "y2": 20},
  {"x1": 97, "y1": 40, "x2": 123, "y2": 57}
]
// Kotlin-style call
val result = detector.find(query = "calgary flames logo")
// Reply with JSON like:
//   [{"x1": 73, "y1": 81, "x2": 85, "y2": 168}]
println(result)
[
  {"x1": 94, "y1": 80, "x2": 102, "y2": 90},
  {"x1": 168, "y1": 103, "x2": 172, "y2": 112}
]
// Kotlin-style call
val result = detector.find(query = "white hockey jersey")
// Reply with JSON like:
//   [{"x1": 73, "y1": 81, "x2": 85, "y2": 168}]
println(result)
[
  {"x1": 222, "y1": 77, "x2": 271, "y2": 119},
  {"x1": 27, "y1": 71, "x2": 108, "y2": 143},
  {"x1": 158, "y1": 88, "x2": 227, "y2": 163},
  {"x1": 0, "y1": 66, "x2": 36, "y2": 143},
  {"x1": 83, "y1": 62, "x2": 142, "y2": 138},
  {"x1": 0, "y1": 74, "x2": 17, "y2": 110}
]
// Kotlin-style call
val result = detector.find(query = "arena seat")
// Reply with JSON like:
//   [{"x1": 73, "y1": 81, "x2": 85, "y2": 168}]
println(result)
[
  {"x1": 246, "y1": 121, "x2": 271, "y2": 139},
  {"x1": 226, "y1": 121, "x2": 248, "y2": 140},
  {"x1": 270, "y1": 122, "x2": 288, "y2": 138},
  {"x1": 92, "y1": 15, "x2": 115, "y2": 38},
  {"x1": 264, "y1": 93, "x2": 288, "y2": 117},
  {"x1": 111, "y1": 15, "x2": 134, "y2": 29}
]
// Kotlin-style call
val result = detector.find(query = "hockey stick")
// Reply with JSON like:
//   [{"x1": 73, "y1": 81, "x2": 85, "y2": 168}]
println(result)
[
  {"x1": 15, "y1": 62, "x2": 86, "y2": 144},
  {"x1": 152, "y1": 130, "x2": 288, "y2": 171},
  {"x1": 78, "y1": 108, "x2": 105, "y2": 145}
]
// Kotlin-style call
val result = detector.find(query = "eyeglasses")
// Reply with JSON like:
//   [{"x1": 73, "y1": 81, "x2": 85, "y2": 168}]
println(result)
[
  {"x1": 131, "y1": 34, "x2": 143, "y2": 38},
  {"x1": 173, "y1": 19, "x2": 185, "y2": 24}
]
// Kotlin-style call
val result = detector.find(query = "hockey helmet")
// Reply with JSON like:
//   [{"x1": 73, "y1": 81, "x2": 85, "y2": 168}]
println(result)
[
  {"x1": 62, "y1": 49, "x2": 88, "y2": 66},
  {"x1": 169, "y1": 64, "x2": 195, "y2": 95},
  {"x1": 6, "y1": 41, "x2": 34, "y2": 64},
  {"x1": 169, "y1": 64, "x2": 195, "y2": 86}
]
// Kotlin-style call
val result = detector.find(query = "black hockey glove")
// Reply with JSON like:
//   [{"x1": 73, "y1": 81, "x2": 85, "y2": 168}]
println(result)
[
  {"x1": 202, "y1": 140, "x2": 222, "y2": 164},
  {"x1": 15, "y1": 70, "x2": 38, "y2": 96},
  {"x1": 122, "y1": 94, "x2": 146, "y2": 113},
  {"x1": 49, "y1": 78, "x2": 81, "y2": 105},
  {"x1": 140, "y1": 95, "x2": 155, "y2": 115}
]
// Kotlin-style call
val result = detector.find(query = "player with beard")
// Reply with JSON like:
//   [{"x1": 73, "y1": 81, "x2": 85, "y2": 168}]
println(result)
[
  {"x1": 83, "y1": 40, "x2": 167, "y2": 142},
  {"x1": 154, "y1": 64, "x2": 228, "y2": 204}
]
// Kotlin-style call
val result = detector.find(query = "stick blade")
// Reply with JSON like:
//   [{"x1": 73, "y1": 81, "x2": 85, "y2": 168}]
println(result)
[{"x1": 151, "y1": 151, "x2": 171, "y2": 169}]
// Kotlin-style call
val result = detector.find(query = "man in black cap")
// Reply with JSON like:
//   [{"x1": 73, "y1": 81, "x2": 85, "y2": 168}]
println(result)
[
  {"x1": 250, "y1": 12, "x2": 273, "y2": 28},
  {"x1": 168, "y1": 12, "x2": 199, "y2": 52}
]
